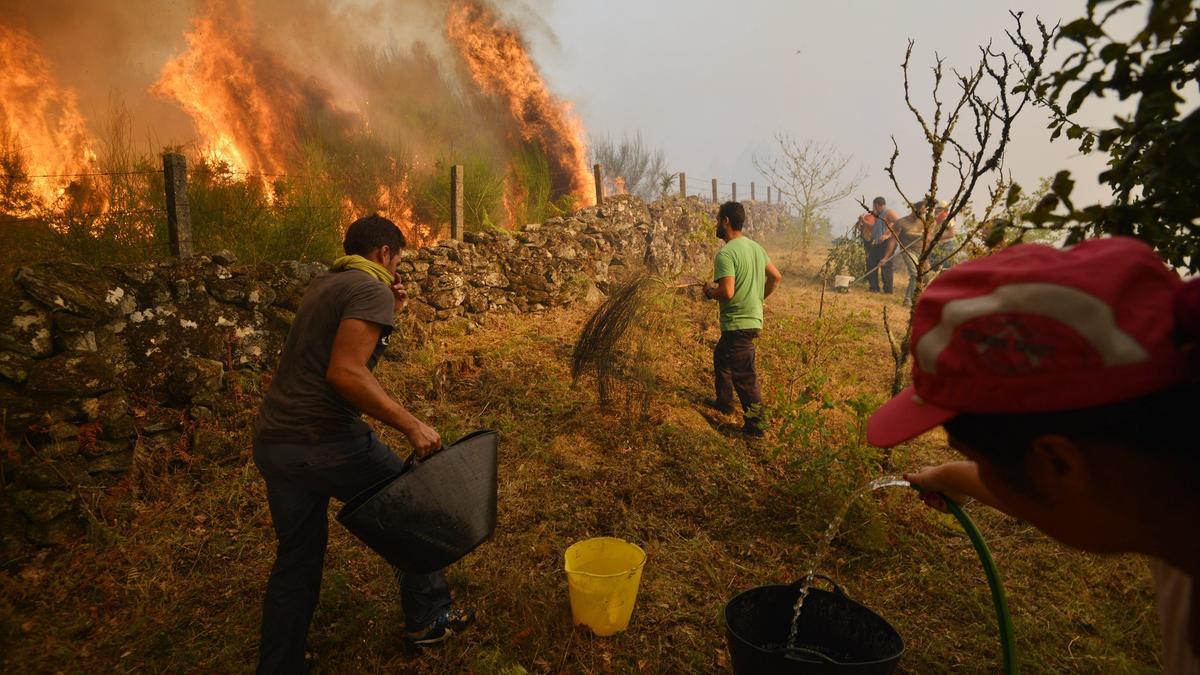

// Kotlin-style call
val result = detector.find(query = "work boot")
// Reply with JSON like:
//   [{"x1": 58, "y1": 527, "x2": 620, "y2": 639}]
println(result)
[
  {"x1": 404, "y1": 607, "x2": 476, "y2": 647},
  {"x1": 703, "y1": 398, "x2": 734, "y2": 415},
  {"x1": 741, "y1": 419, "x2": 765, "y2": 439}
]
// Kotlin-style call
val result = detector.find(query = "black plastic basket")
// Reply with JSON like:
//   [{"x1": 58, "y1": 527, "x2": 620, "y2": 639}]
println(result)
[
  {"x1": 336, "y1": 429, "x2": 498, "y2": 574},
  {"x1": 724, "y1": 575, "x2": 903, "y2": 675}
]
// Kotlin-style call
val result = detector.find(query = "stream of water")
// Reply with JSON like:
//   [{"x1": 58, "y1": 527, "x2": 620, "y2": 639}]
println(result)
[{"x1": 784, "y1": 475, "x2": 912, "y2": 650}]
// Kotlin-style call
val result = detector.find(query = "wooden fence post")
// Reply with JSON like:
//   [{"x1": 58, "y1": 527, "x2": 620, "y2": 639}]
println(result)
[
  {"x1": 751, "y1": 182, "x2": 756, "y2": 202},
  {"x1": 450, "y1": 164, "x2": 464, "y2": 241},
  {"x1": 163, "y1": 152, "x2": 192, "y2": 259},
  {"x1": 593, "y1": 164, "x2": 604, "y2": 207},
  {"x1": 711, "y1": 178, "x2": 717, "y2": 203},
  {"x1": 732, "y1": 182, "x2": 738, "y2": 202},
  {"x1": 767, "y1": 186, "x2": 771, "y2": 203},
  {"x1": 679, "y1": 172, "x2": 687, "y2": 199}
]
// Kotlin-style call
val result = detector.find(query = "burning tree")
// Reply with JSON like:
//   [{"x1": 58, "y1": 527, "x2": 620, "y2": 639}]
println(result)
[
  {"x1": 876, "y1": 13, "x2": 1051, "y2": 395},
  {"x1": 754, "y1": 134, "x2": 865, "y2": 246}
]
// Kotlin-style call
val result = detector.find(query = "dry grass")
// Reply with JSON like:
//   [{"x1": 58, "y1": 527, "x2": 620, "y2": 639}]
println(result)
[{"x1": 0, "y1": 241, "x2": 1161, "y2": 673}]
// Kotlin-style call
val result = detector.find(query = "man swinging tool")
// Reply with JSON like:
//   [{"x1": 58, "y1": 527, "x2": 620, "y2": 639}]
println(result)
[
  {"x1": 253, "y1": 215, "x2": 474, "y2": 674},
  {"x1": 702, "y1": 201, "x2": 783, "y2": 438}
]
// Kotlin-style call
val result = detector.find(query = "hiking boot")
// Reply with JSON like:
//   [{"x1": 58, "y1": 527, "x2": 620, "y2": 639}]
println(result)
[
  {"x1": 405, "y1": 607, "x2": 476, "y2": 647},
  {"x1": 703, "y1": 398, "x2": 735, "y2": 415},
  {"x1": 742, "y1": 421, "x2": 765, "y2": 439}
]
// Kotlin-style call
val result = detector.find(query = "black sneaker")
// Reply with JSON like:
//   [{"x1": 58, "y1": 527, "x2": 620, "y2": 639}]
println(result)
[
  {"x1": 742, "y1": 422, "x2": 765, "y2": 439},
  {"x1": 405, "y1": 608, "x2": 476, "y2": 647},
  {"x1": 703, "y1": 398, "x2": 735, "y2": 415}
]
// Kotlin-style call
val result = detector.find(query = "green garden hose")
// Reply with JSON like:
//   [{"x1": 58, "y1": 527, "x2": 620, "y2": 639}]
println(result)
[{"x1": 934, "y1": 492, "x2": 1018, "y2": 674}]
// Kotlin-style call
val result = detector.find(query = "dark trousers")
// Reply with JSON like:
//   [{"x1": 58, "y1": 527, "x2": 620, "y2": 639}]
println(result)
[
  {"x1": 714, "y1": 329, "x2": 763, "y2": 429},
  {"x1": 866, "y1": 240, "x2": 895, "y2": 293},
  {"x1": 253, "y1": 431, "x2": 452, "y2": 674}
]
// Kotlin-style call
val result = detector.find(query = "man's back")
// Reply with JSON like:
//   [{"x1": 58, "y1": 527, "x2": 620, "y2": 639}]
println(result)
[
  {"x1": 715, "y1": 236, "x2": 770, "y2": 332},
  {"x1": 255, "y1": 270, "x2": 394, "y2": 443}
]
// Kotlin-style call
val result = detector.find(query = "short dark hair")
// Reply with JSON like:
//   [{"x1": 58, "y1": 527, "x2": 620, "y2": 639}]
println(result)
[
  {"x1": 718, "y1": 201, "x2": 746, "y2": 231},
  {"x1": 343, "y1": 214, "x2": 405, "y2": 256},
  {"x1": 944, "y1": 382, "x2": 1199, "y2": 496},
  {"x1": 873, "y1": 196, "x2": 887, "y2": 206}
]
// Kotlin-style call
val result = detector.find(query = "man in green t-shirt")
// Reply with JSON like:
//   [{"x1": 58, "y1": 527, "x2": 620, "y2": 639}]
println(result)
[{"x1": 702, "y1": 201, "x2": 783, "y2": 437}]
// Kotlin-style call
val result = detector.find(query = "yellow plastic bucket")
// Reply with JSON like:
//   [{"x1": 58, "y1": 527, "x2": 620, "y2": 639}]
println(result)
[{"x1": 564, "y1": 537, "x2": 646, "y2": 636}]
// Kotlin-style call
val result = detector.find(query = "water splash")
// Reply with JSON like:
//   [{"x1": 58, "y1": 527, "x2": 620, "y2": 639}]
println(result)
[{"x1": 785, "y1": 475, "x2": 912, "y2": 650}]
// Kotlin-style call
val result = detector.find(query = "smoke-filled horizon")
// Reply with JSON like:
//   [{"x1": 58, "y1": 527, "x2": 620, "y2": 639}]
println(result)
[{"x1": 0, "y1": 0, "x2": 594, "y2": 237}]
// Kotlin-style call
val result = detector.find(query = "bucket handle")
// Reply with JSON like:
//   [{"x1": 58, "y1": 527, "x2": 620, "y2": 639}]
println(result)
[
  {"x1": 787, "y1": 573, "x2": 845, "y2": 597},
  {"x1": 399, "y1": 444, "x2": 446, "y2": 472},
  {"x1": 400, "y1": 429, "x2": 496, "y2": 470}
]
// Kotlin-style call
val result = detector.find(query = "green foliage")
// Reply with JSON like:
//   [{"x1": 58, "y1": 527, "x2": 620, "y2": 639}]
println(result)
[
  {"x1": 508, "y1": 142, "x2": 553, "y2": 227},
  {"x1": 760, "y1": 312, "x2": 885, "y2": 504},
  {"x1": 820, "y1": 235, "x2": 867, "y2": 279},
  {"x1": 412, "y1": 151, "x2": 505, "y2": 234},
  {"x1": 187, "y1": 161, "x2": 345, "y2": 263},
  {"x1": 1010, "y1": 0, "x2": 1200, "y2": 271}
]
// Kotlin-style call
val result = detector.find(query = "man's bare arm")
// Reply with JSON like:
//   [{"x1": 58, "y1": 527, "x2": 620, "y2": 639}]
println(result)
[
  {"x1": 326, "y1": 318, "x2": 441, "y2": 456},
  {"x1": 704, "y1": 276, "x2": 736, "y2": 302},
  {"x1": 764, "y1": 262, "x2": 782, "y2": 299}
]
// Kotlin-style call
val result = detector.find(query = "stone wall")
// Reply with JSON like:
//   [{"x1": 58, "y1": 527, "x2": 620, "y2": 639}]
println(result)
[{"x1": 0, "y1": 195, "x2": 789, "y2": 550}]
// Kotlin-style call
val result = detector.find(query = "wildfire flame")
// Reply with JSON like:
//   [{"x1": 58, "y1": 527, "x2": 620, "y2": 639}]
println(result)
[
  {"x1": 152, "y1": 0, "x2": 312, "y2": 176},
  {"x1": 374, "y1": 176, "x2": 436, "y2": 248},
  {"x1": 152, "y1": 0, "x2": 434, "y2": 245},
  {"x1": 2, "y1": 0, "x2": 598, "y2": 247},
  {"x1": 0, "y1": 22, "x2": 97, "y2": 210},
  {"x1": 446, "y1": 0, "x2": 593, "y2": 206}
]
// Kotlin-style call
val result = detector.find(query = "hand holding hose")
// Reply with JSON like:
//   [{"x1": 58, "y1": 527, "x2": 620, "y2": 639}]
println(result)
[{"x1": 904, "y1": 465, "x2": 971, "y2": 513}]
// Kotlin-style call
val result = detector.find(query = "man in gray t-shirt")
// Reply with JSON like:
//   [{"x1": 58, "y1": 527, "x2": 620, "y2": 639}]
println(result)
[
  {"x1": 256, "y1": 269, "x2": 397, "y2": 442},
  {"x1": 252, "y1": 216, "x2": 473, "y2": 673}
]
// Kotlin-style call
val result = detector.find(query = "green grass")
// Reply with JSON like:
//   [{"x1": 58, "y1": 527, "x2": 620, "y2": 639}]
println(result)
[{"x1": 0, "y1": 243, "x2": 1162, "y2": 673}]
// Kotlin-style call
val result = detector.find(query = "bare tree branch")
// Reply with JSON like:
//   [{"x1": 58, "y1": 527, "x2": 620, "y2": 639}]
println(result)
[
  {"x1": 754, "y1": 134, "x2": 865, "y2": 245},
  {"x1": 874, "y1": 11, "x2": 1051, "y2": 395}
]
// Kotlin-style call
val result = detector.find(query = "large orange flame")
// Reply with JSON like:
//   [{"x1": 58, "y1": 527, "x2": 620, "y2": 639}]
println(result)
[
  {"x1": 445, "y1": 1, "x2": 593, "y2": 206},
  {"x1": 153, "y1": 0, "x2": 432, "y2": 245},
  {"x1": 0, "y1": 22, "x2": 96, "y2": 211},
  {"x1": 151, "y1": 0, "x2": 309, "y2": 175}
]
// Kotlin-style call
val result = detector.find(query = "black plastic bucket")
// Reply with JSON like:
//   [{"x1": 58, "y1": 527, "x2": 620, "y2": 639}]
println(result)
[
  {"x1": 724, "y1": 576, "x2": 903, "y2": 675},
  {"x1": 336, "y1": 429, "x2": 498, "y2": 574}
]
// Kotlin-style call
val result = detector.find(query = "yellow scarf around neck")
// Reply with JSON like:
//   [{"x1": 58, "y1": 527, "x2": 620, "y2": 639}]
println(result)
[{"x1": 330, "y1": 255, "x2": 393, "y2": 284}]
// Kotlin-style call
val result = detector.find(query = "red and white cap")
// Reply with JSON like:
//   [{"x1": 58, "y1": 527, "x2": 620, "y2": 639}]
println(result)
[{"x1": 868, "y1": 236, "x2": 1198, "y2": 448}]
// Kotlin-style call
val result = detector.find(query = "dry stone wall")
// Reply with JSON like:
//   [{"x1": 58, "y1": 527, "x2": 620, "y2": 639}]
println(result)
[{"x1": 0, "y1": 195, "x2": 788, "y2": 550}]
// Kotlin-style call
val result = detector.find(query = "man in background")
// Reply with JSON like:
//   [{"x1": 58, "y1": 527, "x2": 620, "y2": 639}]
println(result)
[
  {"x1": 703, "y1": 201, "x2": 783, "y2": 438},
  {"x1": 894, "y1": 198, "x2": 930, "y2": 305},
  {"x1": 862, "y1": 197, "x2": 897, "y2": 294},
  {"x1": 931, "y1": 200, "x2": 957, "y2": 270}
]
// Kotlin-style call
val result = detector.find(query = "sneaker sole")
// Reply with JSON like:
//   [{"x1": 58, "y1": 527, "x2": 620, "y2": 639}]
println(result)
[{"x1": 408, "y1": 628, "x2": 454, "y2": 647}]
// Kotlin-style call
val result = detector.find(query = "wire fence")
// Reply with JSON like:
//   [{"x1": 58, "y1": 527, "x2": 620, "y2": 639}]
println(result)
[{"x1": 1, "y1": 156, "x2": 787, "y2": 267}]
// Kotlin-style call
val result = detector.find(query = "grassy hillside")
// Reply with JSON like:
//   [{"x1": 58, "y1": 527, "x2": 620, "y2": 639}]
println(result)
[{"x1": 0, "y1": 243, "x2": 1161, "y2": 673}]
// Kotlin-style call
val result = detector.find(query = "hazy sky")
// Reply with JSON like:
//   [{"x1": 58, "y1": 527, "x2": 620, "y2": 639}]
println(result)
[{"x1": 529, "y1": 0, "x2": 1136, "y2": 232}]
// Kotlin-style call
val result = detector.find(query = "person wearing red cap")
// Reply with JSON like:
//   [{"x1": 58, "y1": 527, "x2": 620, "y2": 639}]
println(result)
[{"x1": 866, "y1": 237, "x2": 1200, "y2": 673}]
